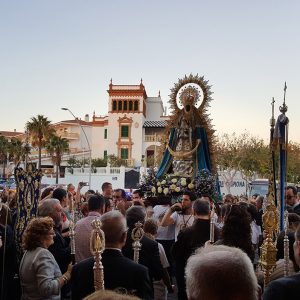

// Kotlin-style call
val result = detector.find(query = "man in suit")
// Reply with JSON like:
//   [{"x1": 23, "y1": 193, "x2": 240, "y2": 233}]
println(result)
[
  {"x1": 122, "y1": 206, "x2": 164, "y2": 285},
  {"x1": 172, "y1": 198, "x2": 220, "y2": 300},
  {"x1": 71, "y1": 211, "x2": 152, "y2": 300},
  {"x1": 263, "y1": 223, "x2": 300, "y2": 299}
]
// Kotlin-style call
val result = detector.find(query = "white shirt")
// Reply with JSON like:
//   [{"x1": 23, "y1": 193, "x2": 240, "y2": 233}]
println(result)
[
  {"x1": 250, "y1": 220, "x2": 262, "y2": 245},
  {"x1": 171, "y1": 212, "x2": 194, "y2": 241},
  {"x1": 153, "y1": 205, "x2": 175, "y2": 240}
]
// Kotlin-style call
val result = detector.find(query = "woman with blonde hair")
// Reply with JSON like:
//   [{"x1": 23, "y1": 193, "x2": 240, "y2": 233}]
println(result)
[{"x1": 19, "y1": 217, "x2": 73, "y2": 300}]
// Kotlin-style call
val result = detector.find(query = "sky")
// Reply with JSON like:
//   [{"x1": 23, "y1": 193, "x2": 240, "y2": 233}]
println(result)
[{"x1": 1, "y1": 0, "x2": 299, "y2": 142}]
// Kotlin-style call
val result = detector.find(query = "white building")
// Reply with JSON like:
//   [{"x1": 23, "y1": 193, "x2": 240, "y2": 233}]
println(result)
[{"x1": 2, "y1": 80, "x2": 168, "y2": 174}]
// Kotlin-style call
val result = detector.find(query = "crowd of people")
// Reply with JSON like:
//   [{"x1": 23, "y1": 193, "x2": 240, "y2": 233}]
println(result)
[{"x1": 0, "y1": 182, "x2": 300, "y2": 300}]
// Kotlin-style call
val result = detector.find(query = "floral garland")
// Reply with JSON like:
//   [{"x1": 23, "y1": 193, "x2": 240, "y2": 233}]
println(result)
[{"x1": 139, "y1": 168, "x2": 219, "y2": 201}]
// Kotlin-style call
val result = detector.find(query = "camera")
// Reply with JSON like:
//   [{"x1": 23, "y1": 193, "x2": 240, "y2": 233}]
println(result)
[{"x1": 79, "y1": 182, "x2": 89, "y2": 187}]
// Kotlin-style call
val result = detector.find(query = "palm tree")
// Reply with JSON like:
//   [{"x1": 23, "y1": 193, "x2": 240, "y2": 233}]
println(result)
[
  {"x1": 45, "y1": 135, "x2": 69, "y2": 184},
  {"x1": 26, "y1": 115, "x2": 55, "y2": 168},
  {"x1": 0, "y1": 136, "x2": 9, "y2": 178},
  {"x1": 8, "y1": 138, "x2": 31, "y2": 164}
]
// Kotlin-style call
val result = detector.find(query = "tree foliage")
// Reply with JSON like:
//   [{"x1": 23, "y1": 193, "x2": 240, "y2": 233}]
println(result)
[
  {"x1": 45, "y1": 135, "x2": 69, "y2": 184},
  {"x1": 216, "y1": 132, "x2": 300, "y2": 193},
  {"x1": 26, "y1": 115, "x2": 55, "y2": 168},
  {"x1": 0, "y1": 136, "x2": 9, "y2": 178}
]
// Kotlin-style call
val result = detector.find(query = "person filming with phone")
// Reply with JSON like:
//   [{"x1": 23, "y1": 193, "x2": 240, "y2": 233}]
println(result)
[{"x1": 160, "y1": 191, "x2": 196, "y2": 241}]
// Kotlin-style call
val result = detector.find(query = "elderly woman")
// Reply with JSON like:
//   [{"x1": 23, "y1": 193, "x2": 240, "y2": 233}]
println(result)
[{"x1": 19, "y1": 217, "x2": 73, "y2": 300}]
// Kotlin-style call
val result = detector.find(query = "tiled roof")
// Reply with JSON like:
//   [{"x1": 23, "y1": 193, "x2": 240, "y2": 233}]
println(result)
[{"x1": 143, "y1": 121, "x2": 167, "y2": 128}]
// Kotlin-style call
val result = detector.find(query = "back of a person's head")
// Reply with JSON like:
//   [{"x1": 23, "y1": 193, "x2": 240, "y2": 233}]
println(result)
[
  {"x1": 88, "y1": 194, "x2": 105, "y2": 212},
  {"x1": 288, "y1": 213, "x2": 300, "y2": 228},
  {"x1": 38, "y1": 198, "x2": 59, "y2": 217},
  {"x1": 52, "y1": 188, "x2": 67, "y2": 202},
  {"x1": 247, "y1": 203, "x2": 257, "y2": 221},
  {"x1": 186, "y1": 245, "x2": 258, "y2": 300},
  {"x1": 125, "y1": 206, "x2": 146, "y2": 229},
  {"x1": 83, "y1": 289, "x2": 139, "y2": 300},
  {"x1": 40, "y1": 187, "x2": 54, "y2": 200},
  {"x1": 144, "y1": 218, "x2": 158, "y2": 235},
  {"x1": 193, "y1": 199, "x2": 210, "y2": 216},
  {"x1": 222, "y1": 204, "x2": 253, "y2": 259},
  {"x1": 100, "y1": 211, "x2": 127, "y2": 245}
]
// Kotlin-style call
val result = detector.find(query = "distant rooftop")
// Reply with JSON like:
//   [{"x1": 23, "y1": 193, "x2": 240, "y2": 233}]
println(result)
[{"x1": 0, "y1": 131, "x2": 24, "y2": 138}]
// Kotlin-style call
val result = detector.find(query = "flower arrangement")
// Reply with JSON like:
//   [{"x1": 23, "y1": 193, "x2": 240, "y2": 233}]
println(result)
[{"x1": 139, "y1": 168, "x2": 219, "y2": 201}]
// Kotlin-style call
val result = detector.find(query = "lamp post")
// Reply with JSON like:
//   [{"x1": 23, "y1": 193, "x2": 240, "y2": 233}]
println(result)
[{"x1": 61, "y1": 108, "x2": 92, "y2": 187}]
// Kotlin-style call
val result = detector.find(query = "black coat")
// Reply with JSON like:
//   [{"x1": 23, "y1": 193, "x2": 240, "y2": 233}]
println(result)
[
  {"x1": 122, "y1": 233, "x2": 164, "y2": 282},
  {"x1": 71, "y1": 249, "x2": 153, "y2": 300},
  {"x1": 48, "y1": 227, "x2": 72, "y2": 298},
  {"x1": 172, "y1": 218, "x2": 220, "y2": 300},
  {"x1": 263, "y1": 273, "x2": 300, "y2": 300},
  {"x1": 48, "y1": 227, "x2": 72, "y2": 273}
]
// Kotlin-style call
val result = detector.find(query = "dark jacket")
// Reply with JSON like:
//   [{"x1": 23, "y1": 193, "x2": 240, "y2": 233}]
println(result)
[
  {"x1": 263, "y1": 273, "x2": 300, "y2": 300},
  {"x1": 48, "y1": 226, "x2": 72, "y2": 297},
  {"x1": 172, "y1": 218, "x2": 219, "y2": 263},
  {"x1": 71, "y1": 249, "x2": 153, "y2": 300},
  {"x1": 172, "y1": 218, "x2": 220, "y2": 300},
  {"x1": 48, "y1": 227, "x2": 72, "y2": 273},
  {"x1": 293, "y1": 203, "x2": 300, "y2": 216},
  {"x1": 122, "y1": 232, "x2": 164, "y2": 282}
]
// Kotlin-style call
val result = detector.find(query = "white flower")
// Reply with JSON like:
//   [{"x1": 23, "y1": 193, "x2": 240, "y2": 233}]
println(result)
[
  {"x1": 188, "y1": 183, "x2": 194, "y2": 189},
  {"x1": 151, "y1": 187, "x2": 156, "y2": 193},
  {"x1": 158, "y1": 187, "x2": 163, "y2": 193},
  {"x1": 171, "y1": 178, "x2": 178, "y2": 183},
  {"x1": 181, "y1": 179, "x2": 187, "y2": 186},
  {"x1": 161, "y1": 180, "x2": 166, "y2": 185},
  {"x1": 175, "y1": 187, "x2": 180, "y2": 192},
  {"x1": 170, "y1": 184, "x2": 176, "y2": 190},
  {"x1": 163, "y1": 188, "x2": 169, "y2": 195},
  {"x1": 157, "y1": 182, "x2": 161, "y2": 186}
]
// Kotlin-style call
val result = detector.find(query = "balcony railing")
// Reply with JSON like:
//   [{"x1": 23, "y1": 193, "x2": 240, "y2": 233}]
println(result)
[
  {"x1": 144, "y1": 135, "x2": 163, "y2": 142},
  {"x1": 58, "y1": 132, "x2": 79, "y2": 139},
  {"x1": 124, "y1": 159, "x2": 135, "y2": 167}
]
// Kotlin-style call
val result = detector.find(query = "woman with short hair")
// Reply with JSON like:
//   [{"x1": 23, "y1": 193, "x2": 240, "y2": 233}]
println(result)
[{"x1": 19, "y1": 217, "x2": 72, "y2": 300}]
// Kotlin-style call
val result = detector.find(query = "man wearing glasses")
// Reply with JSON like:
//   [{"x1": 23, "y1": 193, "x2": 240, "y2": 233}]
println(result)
[{"x1": 286, "y1": 186, "x2": 300, "y2": 215}]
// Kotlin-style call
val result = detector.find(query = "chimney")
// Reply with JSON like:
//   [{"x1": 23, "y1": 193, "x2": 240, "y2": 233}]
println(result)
[{"x1": 84, "y1": 114, "x2": 89, "y2": 122}]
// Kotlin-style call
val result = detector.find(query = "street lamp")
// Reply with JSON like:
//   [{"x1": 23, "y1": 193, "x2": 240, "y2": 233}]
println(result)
[{"x1": 61, "y1": 107, "x2": 92, "y2": 187}]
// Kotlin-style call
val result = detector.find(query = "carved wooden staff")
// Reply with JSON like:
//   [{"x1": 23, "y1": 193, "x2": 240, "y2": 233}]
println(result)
[
  {"x1": 131, "y1": 221, "x2": 144, "y2": 263},
  {"x1": 90, "y1": 219, "x2": 105, "y2": 290}
]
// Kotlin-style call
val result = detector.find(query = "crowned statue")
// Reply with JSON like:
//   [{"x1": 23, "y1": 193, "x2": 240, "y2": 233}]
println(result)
[{"x1": 156, "y1": 74, "x2": 216, "y2": 180}]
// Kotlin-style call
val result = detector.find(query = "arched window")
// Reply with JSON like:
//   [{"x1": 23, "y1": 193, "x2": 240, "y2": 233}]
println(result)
[{"x1": 134, "y1": 100, "x2": 138, "y2": 111}]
